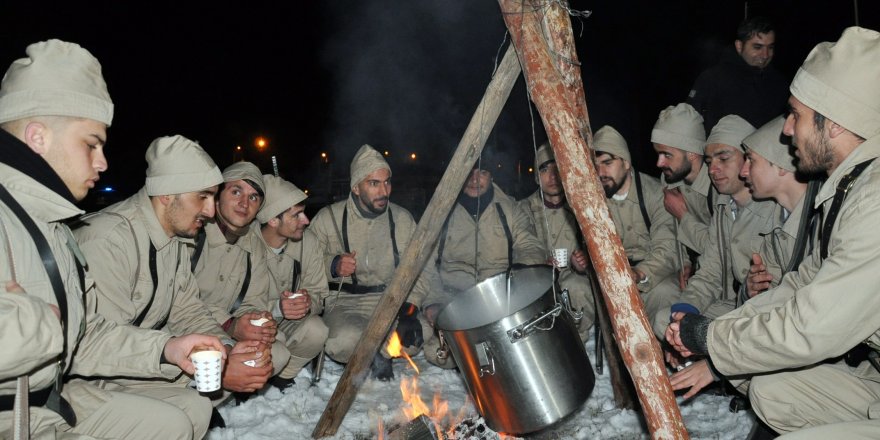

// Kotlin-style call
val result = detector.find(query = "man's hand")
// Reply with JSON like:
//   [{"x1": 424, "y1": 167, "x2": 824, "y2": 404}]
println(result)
[
  {"x1": 335, "y1": 251, "x2": 357, "y2": 277},
  {"x1": 678, "y1": 264, "x2": 693, "y2": 290},
  {"x1": 747, "y1": 253, "x2": 773, "y2": 298},
  {"x1": 231, "y1": 311, "x2": 277, "y2": 344},
  {"x1": 6, "y1": 281, "x2": 60, "y2": 319},
  {"x1": 163, "y1": 334, "x2": 226, "y2": 375},
  {"x1": 570, "y1": 249, "x2": 588, "y2": 273},
  {"x1": 280, "y1": 290, "x2": 311, "y2": 320},
  {"x1": 670, "y1": 359, "x2": 715, "y2": 399},
  {"x1": 631, "y1": 267, "x2": 647, "y2": 285},
  {"x1": 663, "y1": 188, "x2": 688, "y2": 220},
  {"x1": 665, "y1": 316, "x2": 694, "y2": 358},
  {"x1": 222, "y1": 340, "x2": 273, "y2": 393}
]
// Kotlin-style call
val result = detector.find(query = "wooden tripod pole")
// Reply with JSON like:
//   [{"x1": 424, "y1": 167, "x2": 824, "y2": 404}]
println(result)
[
  {"x1": 311, "y1": 44, "x2": 522, "y2": 438},
  {"x1": 497, "y1": 1, "x2": 689, "y2": 438}
]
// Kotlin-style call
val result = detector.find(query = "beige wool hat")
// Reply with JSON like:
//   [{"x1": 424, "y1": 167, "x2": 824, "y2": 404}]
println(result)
[
  {"x1": 706, "y1": 115, "x2": 756, "y2": 152},
  {"x1": 350, "y1": 144, "x2": 391, "y2": 188},
  {"x1": 256, "y1": 174, "x2": 308, "y2": 224},
  {"x1": 222, "y1": 161, "x2": 265, "y2": 195},
  {"x1": 593, "y1": 125, "x2": 631, "y2": 163},
  {"x1": 790, "y1": 26, "x2": 880, "y2": 139},
  {"x1": 0, "y1": 39, "x2": 114, "y2": 126},
  {"x1": 742, "y1": 116, "x2": 795, "y2": 172},
  {"x1": 651, "y1": 103, "x2": 706, "y2": 155},
  {"x1": 534, "y1": 142, "x2": 555, "y2": 170},
  {"x1": 145, "y1": 135, "x2": 223, "y2": 196}
]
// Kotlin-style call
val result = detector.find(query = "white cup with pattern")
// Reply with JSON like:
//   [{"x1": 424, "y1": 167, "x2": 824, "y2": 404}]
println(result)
[
  {"x1": 191, "y1": 350, "x2": 223, "y2": 392},
  {"x1": 553, "y1": 248, "x2": 569, "y2": 268}
]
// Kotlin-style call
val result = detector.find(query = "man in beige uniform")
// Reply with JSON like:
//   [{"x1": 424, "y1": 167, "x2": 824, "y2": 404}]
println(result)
[
  {"x1": 257, "y1": 175, "x2": 329, "y2": 386},
  {"x1": 309, "y1": 145, "x2": 430, "y2": 379},
  {"x1": 593, "y1": 126, "x2": 680, "y2": 327},
  {"x1": 655, "y1": 115, "x2": 778, "y2": 336},
  {"x1": 73, "y1": 136, "x2": 274, "y2": 433},
  {"x1": 669, "y1": 27, "x2": 880, "y2": 437},
  {"x1": 192, "y1": 162, "x2": 288, "y2": 390},
  {"x1": 670, "y1": 116, "x2": 813, "y2": 407},
  {"x1": 652, "y1": 103, "x2": 715, "y2": 284},
  {"x1": 0, "y1": 40, "x2": 224, "y2": 440},
  {"x1": 423, "y1": 162, "x2": 545, "y2": 368},
  {"x1": 518, "y1": 143, "x2": 594, "y2": 341}
]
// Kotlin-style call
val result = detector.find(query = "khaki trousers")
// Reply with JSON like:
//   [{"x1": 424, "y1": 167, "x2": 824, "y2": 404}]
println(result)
[
  {"x1": 276, "y1": 315, "x2": 329, "y2": 379},
  {"x1": 750, "y1": 361, "x2": 880, "y2": 436}
]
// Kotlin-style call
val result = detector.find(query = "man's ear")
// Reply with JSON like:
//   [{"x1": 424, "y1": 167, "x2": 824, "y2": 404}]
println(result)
[
  {"x1": 351, "y1": 185, "x2": 360, "y2": 197},
  {"x1": 734, "y1": 39, "x2": 744, "y2": 55},
  {"x1": 826, "y1": 120, "x2": 848, "y2": 140},
  {"x1": 157, "y1": 194, "x2": 173, "y2": 207},
  {"x1": 268, "y1": 217, "x2": 280, "y2": 228},
  {"x1": 23, "y1": 121, "x2": 51, "y2": 155}
]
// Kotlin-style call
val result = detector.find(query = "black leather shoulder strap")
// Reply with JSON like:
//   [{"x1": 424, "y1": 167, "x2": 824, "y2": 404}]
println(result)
[
  {"x1": 132, "y1": 242, "x2": 159, "y2": 327},
  {"x1": 820, "y1": 159, "x2": 875, "y2": 261},
  {"x1": 228, "y1": 252, "x2": 252, "y2": 314},
  {"x1": 495, "y1": 203, "x2": 514, "y2": 268},
  {"x1": 633, "y1": 171, "x2": 652, "y2": 232}
]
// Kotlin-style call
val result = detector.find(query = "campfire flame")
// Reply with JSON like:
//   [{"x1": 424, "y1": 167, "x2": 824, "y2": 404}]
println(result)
[{"x1": 387, "y1": 331, "x2": 420, "y2": 373}]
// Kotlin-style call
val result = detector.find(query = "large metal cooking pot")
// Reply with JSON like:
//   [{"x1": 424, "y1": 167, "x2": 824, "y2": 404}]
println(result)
[{"x1": 435, "y1": 265, "x2": 594, "y2": 435}]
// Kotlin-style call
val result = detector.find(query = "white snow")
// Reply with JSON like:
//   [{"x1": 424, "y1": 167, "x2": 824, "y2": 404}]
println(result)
[{"x1": 208, "y1": 329, "x2": 755, "y2": 439}]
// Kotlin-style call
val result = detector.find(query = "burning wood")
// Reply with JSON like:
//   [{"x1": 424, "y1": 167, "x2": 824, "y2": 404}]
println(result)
[
  {"x1": 385, "y1": 415, "x2": 441, "y2": 440},
  {"x1": 387, "y1": 331, "x2": 420, "y2": 373}
]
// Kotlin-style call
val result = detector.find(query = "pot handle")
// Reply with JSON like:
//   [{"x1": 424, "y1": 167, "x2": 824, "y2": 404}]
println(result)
[
  {"x1": 476, "y1": 341, "x2": 496, "y2": 377},
  {"x1": 507, "y1": 303, "x2": 562, "y2": 343},
  {"x1": 436, "y1": 331, "x2": 449, "y2": 360}
]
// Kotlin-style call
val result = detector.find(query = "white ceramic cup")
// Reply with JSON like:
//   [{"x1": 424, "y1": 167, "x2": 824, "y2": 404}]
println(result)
[
  {"x1": 553, "y1": 248, "x2": 569, "y2": 268},
  {"x1": 191, "y1": 350, "x2": 223, "y2": 392}
]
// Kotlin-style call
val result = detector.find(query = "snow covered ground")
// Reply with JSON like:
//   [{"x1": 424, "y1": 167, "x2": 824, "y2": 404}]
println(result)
[{"x1": 208, "y1": 330, "x2": 755, "y2": 439}]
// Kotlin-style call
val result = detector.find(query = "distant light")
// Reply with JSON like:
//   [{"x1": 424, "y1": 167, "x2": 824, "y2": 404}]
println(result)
[
  {"x1": 320, "y1": 152, "x2": 327, "y2": 158},
  {"x1": 410, "y1": 153, "x2": 417, "y2": 160},
  {"x1": 255, "y1": 137, "x2": 267, "y2": 150},
  {"x1": 304, "y1": 189, "x2": 309, "y2": 195},
  {"x1": 528, "y1": 167, "x2": 534, "y2": 173},
  {"x1": 102, "y1": 186, "x2": 114, "y2": 192},
  {"x1": 383, "y1": 150, "x2": 390, "y2": 157},
  {"x1": 236, "y1": 145, "x2": 242, "y2": 151},
  {"x1": 497, "y1": 163, "x2": 502, "y2": 168}
]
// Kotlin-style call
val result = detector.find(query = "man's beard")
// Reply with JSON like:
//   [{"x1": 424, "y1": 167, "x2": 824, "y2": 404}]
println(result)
[
  {"x1": 360, "y1": 193, "x2": 389, "y2": 214},
  {"x1": 795, "y1": 129, "x2": 835, "y2": 175},
  {"x1": 662, "y1": 160, "x2": 692, "y2": 184},
  {"x1": 601, "y1": 177, "x2": 623, "y2": 198}
]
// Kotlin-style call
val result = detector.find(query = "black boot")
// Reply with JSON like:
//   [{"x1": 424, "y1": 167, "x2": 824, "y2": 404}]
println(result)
[
  {"x1": 269, "y1": 375, "x2": 296, "y2": 391},
  {"x1": 233, "y1": 391, "x2": 252, "y2": 405},
  {"x1": 209, "y1": 408, "x2": 226, "y2": 429},
  {"x1": 370, "y1": 353, "x2": 394, "y2": 381}
]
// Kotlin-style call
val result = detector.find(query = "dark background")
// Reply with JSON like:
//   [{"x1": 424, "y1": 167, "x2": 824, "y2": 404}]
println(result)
[{"x1": 2, "y1": 1, "x2": 877, "y2": 217}]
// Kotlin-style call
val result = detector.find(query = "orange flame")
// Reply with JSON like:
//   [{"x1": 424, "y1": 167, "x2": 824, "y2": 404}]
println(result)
[{"x1": 386, "y1": 331, "x2": 419, "y2": 373}]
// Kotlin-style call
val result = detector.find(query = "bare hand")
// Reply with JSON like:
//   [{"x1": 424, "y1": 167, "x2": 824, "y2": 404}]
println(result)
[
  {"x1": 163, "y1": 334, "x2": 226, "y2": 375},
  {"x1": 570, "y1": 249, "x2": 588, "y2": 273},
  {"x1": 222, "y1": 341, "x2": 273, "y2": 392},
  {"x1": 747, "y1": 253, "x2": 773, "y2": 298},
  {"x1": 631, "y1": 267, "x2": 646, "y2": 284},
  {"x1": 665, "y1": 319, "x2": 694, "y2": 358},
  {"x1": 670, "y1": 359, "x2": 714, "y2": 399},
  {"x1": 678, "y1": 264, "x2": 692, "y2": 291},
  {"x1": 231, "y1": 311, "x2": 277, "y2": 344},
  {"x1": 336, "y1": 251, "x2": 357, "y2": 277},
  {"x1": 663, "y1": 188, "x2": 688, "y2": 220},
  {"x1": 280, "y1": 289, "x2": 311, "y2": 320}
]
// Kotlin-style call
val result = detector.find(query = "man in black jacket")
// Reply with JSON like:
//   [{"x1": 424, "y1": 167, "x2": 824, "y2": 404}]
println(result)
[{"x1": 687, "y1": 16, "x2": 789, "y2": 135}]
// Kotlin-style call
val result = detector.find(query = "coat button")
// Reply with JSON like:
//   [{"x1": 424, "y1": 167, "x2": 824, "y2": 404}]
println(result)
[{"x1": 219, "y1": 275, "x2": 225, "y2": 281}]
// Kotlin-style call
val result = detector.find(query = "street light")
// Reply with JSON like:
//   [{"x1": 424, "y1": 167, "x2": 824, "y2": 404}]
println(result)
[
  {"x1": 255, "y1": 137, "x2": 267, "y2": 150},
  {"x1": 320, "y1": 152, "x2": 328, "y2": 164},
  {"x1": 410, "y1": 153, "x2": 417, "y2": 160}
]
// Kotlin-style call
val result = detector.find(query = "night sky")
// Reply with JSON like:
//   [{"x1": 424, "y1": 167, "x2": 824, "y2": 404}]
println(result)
[{"x1": 2, "y1": 1, "x2": 878, "y2": 214}]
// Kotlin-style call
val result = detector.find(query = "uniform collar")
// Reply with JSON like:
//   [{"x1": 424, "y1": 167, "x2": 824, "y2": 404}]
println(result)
[
  {"x1": 0, "y1": 162, "x2": 83, "y2": 223},
  {"x1": 815, "y1": 136, "x2": 880, "y2": 208},
  {"x1": 133, "y1": 187, "x2": 177, "y2": 250}
]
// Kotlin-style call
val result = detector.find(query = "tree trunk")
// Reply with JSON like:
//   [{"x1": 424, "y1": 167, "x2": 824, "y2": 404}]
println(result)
[{"x1": 496, "y1": 1, "x2": 688, "y2": 438}]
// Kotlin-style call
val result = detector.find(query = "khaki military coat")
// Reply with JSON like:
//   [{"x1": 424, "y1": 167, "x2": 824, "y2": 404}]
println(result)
[
  {"x1": 258, "y1": 228, "x2": 328, "y2": 317},
  {"x1": 663, "y1": 165, "x2": 714, "y2": 255}
]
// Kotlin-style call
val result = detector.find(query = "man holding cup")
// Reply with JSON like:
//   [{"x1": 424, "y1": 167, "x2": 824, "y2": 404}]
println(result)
[
  {"x1": 593, "y1": 125, "x2": 680, "y2": 326},
  {"x1": 0, "y1": 40, "x2": 225, "y2": 439},
  {"x1": 518, "y1": 142, "x2": 595, "y2": 341}
]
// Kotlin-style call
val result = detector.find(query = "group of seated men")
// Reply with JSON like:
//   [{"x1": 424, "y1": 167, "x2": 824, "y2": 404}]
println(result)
[{"x1": 2, "y1": 17, "x2": 880, "y2": 440}]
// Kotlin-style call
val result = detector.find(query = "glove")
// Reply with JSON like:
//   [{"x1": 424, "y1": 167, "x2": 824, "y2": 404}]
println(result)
[{"x1": 396, "y1": 302, "x2": 424, "y2": 348}]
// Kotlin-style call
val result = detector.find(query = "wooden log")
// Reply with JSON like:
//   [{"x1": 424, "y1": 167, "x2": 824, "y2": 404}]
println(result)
[
  {"x1": 387, "y1": 415, "x2": 440, "y2": 440},
  {"x1": 311, "y1": 44, "x2": 522, "y2": 438},
  {"x1": 593, "y1": 270, "x2": 638, "y2": 409},
  {"x1": 496, "y1": 1, "x2": 688, "y2": 438}
]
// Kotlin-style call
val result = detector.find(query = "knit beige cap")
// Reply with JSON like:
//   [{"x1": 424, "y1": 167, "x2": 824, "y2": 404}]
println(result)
[
  {"x1": 222, "y1": 161, "x2": 265, "y2": 195},
  {"x1": 0, "y1": 40, "x2": 114, "y2": 126},
  {"x1": 350, "y1": 144, "x2": 391, "y2": 188},
  {"x1": 706, "y1": 115, "x2": 755, "y2": 152},
  {"x1": 145, "y1": 135, "x2": 223, "y2": 196},
  {"x1": 534, "y1": 142, "x2": 555, "y2": 170},
  {"x1": 790, "y1": 26, "x2": 880, "y2": 139},
  {"x1": 651, "y1": 103, "x2": 706, "y2": 155},
  {"x1": 742, "y1": 116, "x2": 795, "y2": 172},
  {"x1": 256, "y1": 174, "x2": 308, "y2": 224},
  {"x1": 593, "y1": 125, "x2": 631, "y2": 163}
]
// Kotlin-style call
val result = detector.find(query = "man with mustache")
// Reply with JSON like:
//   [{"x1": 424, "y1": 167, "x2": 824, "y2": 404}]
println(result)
[
  {"x1": 651, "y1": 103, "x2": 715, "y2": 287},
  {"x1": 257, "y1": 175, "x2": 329, "y2": 388},
  {"x1": 668, "y1": 27, "x2": 880, "y2": 436},
  {"x1": 73, "y1": 136, "x2": 271, "y2": 432},
  {"x1": 191, "y1": 162, "x2": 288, "y2": 399},
  {"x1": 518, "y1": 143, "x2": 594, "y2": 341},
  {"x1": 422, "y1": 155, "x2": 544, "y2": 368},
  {"x1": 593, "y1": 125, "x2": 679, "y2": 327},
  {"x1": 0, "y1": 41, "x2": 225, "y2": 439},
  {"x1": 309, "y1": 144, "x2": 431, "y2": 379},
  {"x1": 654, "y1": 115, "x2": 778, "y2": 337},
  {"x1": 687, "y1": 16, "x2": 789, "y2": 135}
]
